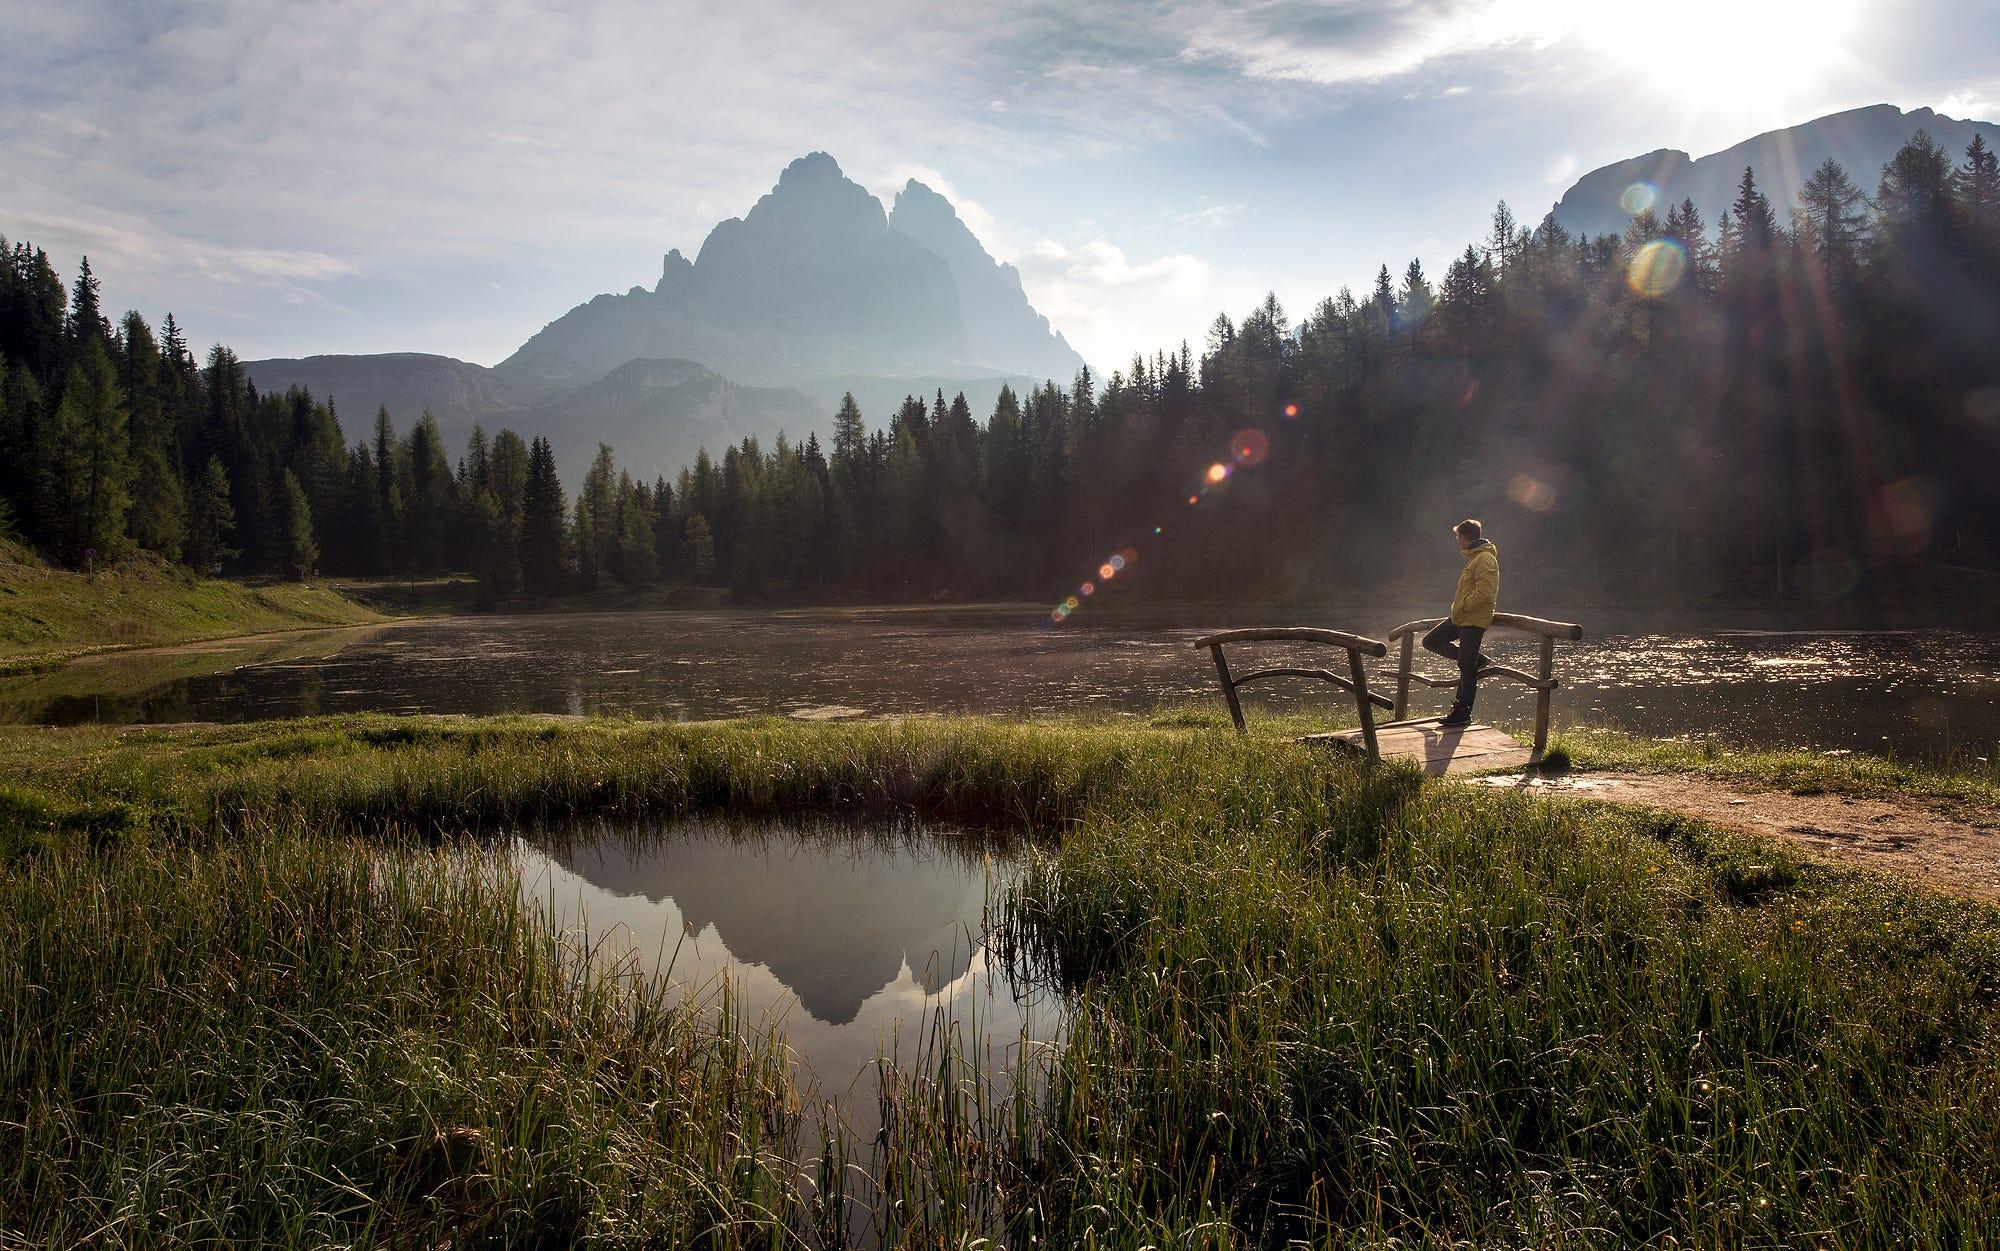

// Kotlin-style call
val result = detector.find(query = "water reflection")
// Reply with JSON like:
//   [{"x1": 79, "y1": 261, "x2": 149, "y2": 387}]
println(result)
[
  {"x1": 514, "y1": 817, "x2": 1055, "y2": 1113},
  {"x1": 4, "y1": 607, "x2": 1997, "y2": 757}
]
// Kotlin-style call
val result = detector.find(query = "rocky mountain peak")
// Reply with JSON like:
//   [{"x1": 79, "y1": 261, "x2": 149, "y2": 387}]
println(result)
[{"x1": 658, "y1": 248, "x2": 693, "y2": 292}]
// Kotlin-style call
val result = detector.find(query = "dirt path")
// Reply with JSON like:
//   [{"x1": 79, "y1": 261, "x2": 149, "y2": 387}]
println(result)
[{"x1": 1475, "y1": 771, "x2": 2000, "y2": 903}]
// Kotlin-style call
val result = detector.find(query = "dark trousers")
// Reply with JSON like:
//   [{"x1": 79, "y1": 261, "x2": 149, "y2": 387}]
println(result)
[{"x1": 1422, "y1": 620, "x2": 1486, "y2": 719}]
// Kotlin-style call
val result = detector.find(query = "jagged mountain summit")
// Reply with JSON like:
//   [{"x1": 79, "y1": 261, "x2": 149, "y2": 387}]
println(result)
[
  {"x1": 246, "y1": 152, "x2": 1083, "y2": 482},
  {"x1": 1550, "y1": 103, "x2": 2000, "y2": 240},
  {"x1": 496, "y1": 152, "x2": 1084, "y2": 402},
  {"x1": 887, "y1": 179, "x2": 1083, "y2": 386}
]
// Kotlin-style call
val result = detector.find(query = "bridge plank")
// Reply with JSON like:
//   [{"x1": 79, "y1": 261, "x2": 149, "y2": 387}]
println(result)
[{"x1": 1300, "y1": 722, "x2": 1534, "y2": 776}]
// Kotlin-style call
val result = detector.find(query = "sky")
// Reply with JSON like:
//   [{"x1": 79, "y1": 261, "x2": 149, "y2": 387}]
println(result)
[{"x1": 5, "y1": 0, "x2": 1997, "y2": 377}]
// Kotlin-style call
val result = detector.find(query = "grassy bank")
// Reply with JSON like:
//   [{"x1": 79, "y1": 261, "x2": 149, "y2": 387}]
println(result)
[
  {"x1": 0, "y1": 539, "x2": 383, "y2": 671},
  {"x1": 1550, "y1": 723, "x2": 2000, "y2": 807},
  {"x1": 3, "y1": 715, "x2": 1998, "y2": 1245}
]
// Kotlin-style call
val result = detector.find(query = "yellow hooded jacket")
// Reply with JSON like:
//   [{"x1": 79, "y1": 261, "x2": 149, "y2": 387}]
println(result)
[{"x1": 1451, "y1": 540, "x2": 1499, "y2": 628}]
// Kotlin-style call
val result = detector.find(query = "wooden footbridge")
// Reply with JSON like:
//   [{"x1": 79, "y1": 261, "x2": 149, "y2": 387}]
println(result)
[{"x1": 1192, "y1": 613, "x2": 1585, "y2": 776}]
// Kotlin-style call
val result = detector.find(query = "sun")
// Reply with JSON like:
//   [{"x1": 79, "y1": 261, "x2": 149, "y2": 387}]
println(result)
[
  {"x1": 1564, "y1": 0, "x2": 1866, "y2": 111},
  {"x1": 1497, "y1": 0, "x2": 1870, "y2": 117}
]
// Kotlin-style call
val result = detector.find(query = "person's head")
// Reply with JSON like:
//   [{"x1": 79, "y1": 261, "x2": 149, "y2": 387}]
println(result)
[{"x1": 1453, "y1": 518, "x2": 1483, "y2": 550}]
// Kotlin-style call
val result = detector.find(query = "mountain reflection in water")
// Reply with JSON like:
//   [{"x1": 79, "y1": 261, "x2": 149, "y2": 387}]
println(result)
[{"x1": 514, "y1": 816, "x2": 1054, "y2": 1102}]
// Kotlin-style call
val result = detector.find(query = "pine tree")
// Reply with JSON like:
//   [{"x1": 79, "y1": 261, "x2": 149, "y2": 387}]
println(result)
[
  {"x1": 1953, "y1": 134, "x2": 1999, "y2": 254},
  {"x1": 184, "y1": 456, "x2": 237, "y2": 573},
  {"x1": 48, "y1": 339, "x2": 131, "y2": 565},
  {"x1": 119, "y1": 311, "x2": 184, "y2": 559},
  {"x1": 371, "y1": 406, "x2": 403, "y2": 572},
  {"x1": 1486, "y1": 200, "x2": 1519, "y2": 275},
  {"x1": 1397, "y1": 258, "x2": 1435, "y2": 327},
  {"x1": 1370, "y1": 264, "x2": 1396, "y2": 329},
  {"x1": 66, "y1": 255, "x2": 112, "y2": 364},
  {"x1": 679, "y1": 512, "x2": 716, "y2": 583},
  {"x1": 1725, "y1": 166, "x2": 1779, "y2": 254},
  {"x1": 519, "y1": 436, "x2": 566, "y2": 595},
  {"x1": 280, "y1": 470, "x2": 317, "y2": 577},
  {"x1": 1874, "y1": 130, "x2": 1955, "y2": 257},
  {"x1": 1795, "y1": 157, "x2": 1869, "y2": 291},
  {"x1": 405, "y1": 411, "x2": 454, "y2": 573}
]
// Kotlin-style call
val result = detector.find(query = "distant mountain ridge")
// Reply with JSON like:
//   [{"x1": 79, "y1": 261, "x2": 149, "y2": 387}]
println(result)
[
  {"x1": 246, "y1": 152, "x2": 1083, "y2": 483},
  {"x1": 245, "y1": 351, "x2": 822, "y2": 484},
  {"x1": 1550, "y1": 103, "x2": 2000, "y2": 240}
]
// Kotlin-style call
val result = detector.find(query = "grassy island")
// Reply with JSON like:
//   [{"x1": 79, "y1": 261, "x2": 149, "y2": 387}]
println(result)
[{"x1": 1, "y1": 715, "x2": 1996, "y2": 1246}]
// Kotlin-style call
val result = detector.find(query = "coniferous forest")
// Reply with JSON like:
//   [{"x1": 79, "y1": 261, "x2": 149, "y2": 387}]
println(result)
[{"x1": 4, "y1": 131, "x2": 1998, "y2": 609}]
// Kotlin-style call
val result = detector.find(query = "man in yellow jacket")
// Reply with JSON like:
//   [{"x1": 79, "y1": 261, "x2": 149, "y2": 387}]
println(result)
[{"x1": 1423, "y1": 519, "x2": 1498, "y2": 728}]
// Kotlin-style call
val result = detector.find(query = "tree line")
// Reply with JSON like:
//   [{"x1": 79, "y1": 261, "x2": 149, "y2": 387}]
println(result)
[{"x1": 4, "y1": 129, "x2": 1998, "y2": 606}]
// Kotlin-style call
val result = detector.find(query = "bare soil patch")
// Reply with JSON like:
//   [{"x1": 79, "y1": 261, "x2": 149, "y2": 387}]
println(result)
[{"x1": 1477, "y1": 770, "x2": 2000, "y2": 903}]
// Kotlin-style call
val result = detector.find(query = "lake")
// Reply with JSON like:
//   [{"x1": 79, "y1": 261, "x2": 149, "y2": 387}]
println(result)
[{"x1": 7, "y1": 606, "x2": 1999, "y2": 757}]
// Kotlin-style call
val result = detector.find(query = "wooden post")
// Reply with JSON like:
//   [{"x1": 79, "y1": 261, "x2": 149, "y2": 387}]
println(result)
[
  {"x1": 1347, "y1": 649, "x2": 1380, "y2": 762},
  {"x1": 1394, "y1": 631, "x2": 1414, "y2": 721},
  {"x1": 1210, "y1": 643, "x2": 1246, "y2": 734},
  {"x1": 1533, "y1": 634, "x2": 1555, "y2": 758}
]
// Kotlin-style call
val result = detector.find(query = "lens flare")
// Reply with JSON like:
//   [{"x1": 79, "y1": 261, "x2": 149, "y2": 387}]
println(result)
[
  {"x1": 1507, "y1": 472, "x2": 1557, "y2": 512},
  {"x1": 1153, "y1": 526, "x2": 1163, "y2": 535},
  {"x1": 1232, "y1": 429, "x2": 1270, "y2": 466},
  {"x1": 1206, "y1": 463, "x2": 1230, "y2": 484},
  {"x1": 1080, "y1": 581, "x2": 1094, "y2": 596},
  {"x1": 1876, "y1": 478, "x2": 1934, "y2": 552},
  {"x1": 1627, "y1": 238, "x2": 1688, "y2": 298},
  {"x1": 1283, "y1": 403, "x2": 1299, "y2": 418},
  {"x1": 1965, "y1": 386, "x2": 2000, "y2": 427},
  {"x1": 1064, "y1": 597, "x2": 1079, "y2": 610},
  {"x1": 1109, "y1": 554, "x2": 1127, "y2": 572},
  {"x1": 1188, "y1": 494, "x2": 1199, "y2": 505},
  {"x1": 1098, "y1": 563, "x2": 1116, "y2": 580},
  {"x1": 1620, "y1": 182, "x2": 1657, "y2": 215}
]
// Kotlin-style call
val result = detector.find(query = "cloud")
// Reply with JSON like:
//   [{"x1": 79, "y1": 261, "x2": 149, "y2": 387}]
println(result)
[
  {"x1": 1174, "y1": 0, "x2": 1568, "y2": 85},
  {"x1": 1170, "y1": 201, "x2": 1247, "y2": 231},
  {"x1": 1939, "y1": 89, "x2": 1998, "y2": 121},
  {"x1": 1015, "y1": 237, "x2": 1247, "y2": 368},
  {"x1": 33, "y1": 111, "x2": 104, "y2": 140},
  {"x1": 1544, "y1": 152, "x2": 1578, "y2": 185},
  {"x1": 5, "y1": 204, "x2": 357, "y2": 317}
]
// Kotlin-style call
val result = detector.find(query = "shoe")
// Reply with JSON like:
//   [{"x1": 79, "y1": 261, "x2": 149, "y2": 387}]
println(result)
[{"x1": 1437, "y1": 712, "x2": 1472, "y2": 729}]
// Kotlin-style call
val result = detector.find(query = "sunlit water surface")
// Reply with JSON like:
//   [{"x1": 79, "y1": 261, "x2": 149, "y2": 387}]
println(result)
[{"x1": 7, "y1": 607, "x2": 1998, "y2": 757}]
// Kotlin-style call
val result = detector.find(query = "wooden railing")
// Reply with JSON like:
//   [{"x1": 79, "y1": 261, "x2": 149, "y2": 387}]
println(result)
[
  {"x1": 1191, "y1": 627, "x2": 1392, "y2": 758},
  {"x1": 1382, "y1": 613, "x2": 1585, "y2": 756}
]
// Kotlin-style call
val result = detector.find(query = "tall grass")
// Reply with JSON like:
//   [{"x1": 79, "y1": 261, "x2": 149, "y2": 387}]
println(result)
[
  {"x1": 0, "y1": 832, "x2": 819, "y2": 1245},
  {"x1": 2, "y1": 714, "x2": 1998, "y2": 1246}
]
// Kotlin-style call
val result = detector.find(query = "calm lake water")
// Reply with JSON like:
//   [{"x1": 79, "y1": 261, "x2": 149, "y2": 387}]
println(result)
[
  {"x1": 508, "y1": 815, "x2": 1054, "y2": 1156},
  {"x1": 8, "y1": 606, "x2": 1999, "y2": 757}
]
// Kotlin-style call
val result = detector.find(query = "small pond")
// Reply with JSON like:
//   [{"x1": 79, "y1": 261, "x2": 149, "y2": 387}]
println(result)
[{"x1": 508, "y1": 815, "x2": 1060, "y2": 1156}]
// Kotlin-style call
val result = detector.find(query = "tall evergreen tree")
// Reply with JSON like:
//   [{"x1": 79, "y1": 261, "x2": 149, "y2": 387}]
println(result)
[
  {"x1": 280, "y1": 470, "x2": 317, "y2": 577},
  {"x1": 47, "y1": 339, "x2": 131, "y2": 565},
  {"x1": 183, "y1": 456, "x2": 237, "y2": 573},
  {"x1": 519, "y1": 436, "x2": 566, "y2": 595}
]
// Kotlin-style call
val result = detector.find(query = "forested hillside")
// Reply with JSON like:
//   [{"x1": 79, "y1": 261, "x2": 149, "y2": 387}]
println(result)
[{"x1": 3, "y1": 130, "x2": 1997, "y2": 609}]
